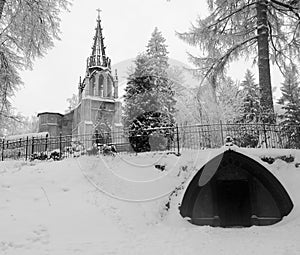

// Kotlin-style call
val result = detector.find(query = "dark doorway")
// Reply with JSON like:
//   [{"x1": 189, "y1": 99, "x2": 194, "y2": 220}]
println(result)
[
  {"x1": 216, "y1": 179, "x2": 252, "y2": 227},
  {"x1": 180, "y1": 150, "x2": 294, "y2": 227}
]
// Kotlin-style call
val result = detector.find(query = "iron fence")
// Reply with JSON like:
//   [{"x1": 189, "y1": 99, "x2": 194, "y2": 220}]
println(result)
[
  {"x1": 178, "y1": 122, "x2": 300, "y2": 149},
  {"x1": 1, "y1": 123, "x2": 300, "y2": 161}
]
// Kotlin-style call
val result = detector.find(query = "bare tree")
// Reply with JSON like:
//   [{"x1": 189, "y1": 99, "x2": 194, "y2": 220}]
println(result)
[{"x1": 66, "y1": 93, "x2": 78, "y2": 112}]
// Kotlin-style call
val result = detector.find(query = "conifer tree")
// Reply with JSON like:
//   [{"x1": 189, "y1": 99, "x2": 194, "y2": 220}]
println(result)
[
  {"x1": 124, "y1": 28, "x2": 176, "y2": 129},
  {"x1": 123, "y1": 53, "x2": 153, "y2": 128},
  {"x1": 240, "y1": 69, "x2": 260, "y2": 122},
  {"x1": 216, "y1": 76, "x2": 244, "y2": 122},
  {"x1": 0, "y1": 0, "x2": 71, "y2": 121},
  {"x1": 278, "y1": 65, "x2": 300, "y2": 124},
  {"x1": 146, "y1": 27, "x2": 169, "y2": 76},
  {"x1": 123, "y1": 28, "x2": 176, "y2": 152},
  {"x1": 277, "y1": 64, "x2": 300, "y2": 147},
  {"x1": 177, "y1": 0, "x2": 300, "y2": 123},
  {"x1": 146, "y1": 27, "x2": 176, "y2": 119}
]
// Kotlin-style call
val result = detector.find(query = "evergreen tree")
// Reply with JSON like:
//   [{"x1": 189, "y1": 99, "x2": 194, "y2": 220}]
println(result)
[
  {"x1": 216, "y1": 77, "x2": 244, "y2": 123},
  {"x1": 240, "y1": 69, "x2": 260, "y2": 122},
  {"x1": 123, "y1": 53, "x2": 153, "y2": 128},
  {"x1": 123, "y1": 28, "x2": 176, "y2": 152},
  {"x1": 0, "y1": 0, "x2": 71, "y2": 121},
  {"x1": 124, "y1": 28, "x2": 176, "y2": 128},
  {"x1": 177, "y1": 0, "x2": 300, "y2": 123},
  {"x1": 277, "y1": 64, "x2": 300, "y2": 147},
  {"x1": 146, "y1": 27, "x2": 176, "y2": 119},
  {"x1": 146, "y1": 27, "x2": 169, "y2": 76},
  {"x1": 278, "y1": 65, "x2": 300, "y2": 124}
]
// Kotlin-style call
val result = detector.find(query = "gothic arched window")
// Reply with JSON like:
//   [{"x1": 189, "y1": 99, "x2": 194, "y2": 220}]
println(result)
[
  {"x1": 98, "y1": 74, "x2": 104, "y2": 97},
  {"x1": 107, "y1": 76, "x2": 113, "y2": 98},
  {"x1": 90, "y1": 75, "x2": 96, "y2": 96}
]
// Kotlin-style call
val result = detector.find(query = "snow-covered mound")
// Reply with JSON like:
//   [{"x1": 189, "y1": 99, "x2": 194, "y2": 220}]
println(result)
[{"x1": 0, "y1": 148, "x2": 300, "y2": 254}]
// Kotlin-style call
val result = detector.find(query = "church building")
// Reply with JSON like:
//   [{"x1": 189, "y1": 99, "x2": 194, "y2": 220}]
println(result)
[{"x1": 37, "y1": 12, "x2": 122, "y2": 138}]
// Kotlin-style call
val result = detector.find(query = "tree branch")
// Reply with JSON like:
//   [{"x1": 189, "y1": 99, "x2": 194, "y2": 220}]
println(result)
[
  {"x1": 0, "y1": 111, "x2": 22, "y2": 122},
  {"x1": 270, "y1": 0, "x2": 299, "y2": 10},
  {"x1": 268, "y1": 21, "x2": 286, "y2": 76},
  {"x1": 0, "y1": 0, "x2": 6, "y2": 20},
  {"x1": 270, "y1": 0, "x2": 300, "y2": 19},
  {"x1": 270, "y1": 1, "x2": 300, "y2": 20},
  {"x1": 206, "y1": 2, "x2": 257, "y2": 30},
  {"x1": 200, "y1": 35, "x2": 258, "y2": 86}
]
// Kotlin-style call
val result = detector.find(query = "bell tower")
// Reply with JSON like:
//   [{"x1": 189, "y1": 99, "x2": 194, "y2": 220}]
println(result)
[{"x1": 75, "y1": 10, "x2": 121, "y2": 137}]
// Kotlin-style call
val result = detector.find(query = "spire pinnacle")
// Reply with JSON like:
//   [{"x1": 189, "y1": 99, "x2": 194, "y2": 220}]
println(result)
[
  {"x1": 96, "y1": 8, "x2": 101, "y2": 21},
  {"x1": 87, "y1": 10, "x2": 111, "y2": 70}
]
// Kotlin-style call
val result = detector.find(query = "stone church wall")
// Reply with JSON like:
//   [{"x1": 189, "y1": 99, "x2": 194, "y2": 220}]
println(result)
[
  {"x1": 37, "y1": 112, "x2": 63, "y2": 137},
  {"x1": 61, "y1": 110, "x2": 74, "y2": 136},
  {"x1": 37, "y1": 14, "x2": 122, "y2": 139}
]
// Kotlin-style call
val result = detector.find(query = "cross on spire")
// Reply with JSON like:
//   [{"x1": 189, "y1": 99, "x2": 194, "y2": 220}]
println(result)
[
  {"x1": 96, "y1": 8, "x2": 101, "y2": 20},
  {"x1": 87, "y1": 10, "x2": 111, "y2": 70}
]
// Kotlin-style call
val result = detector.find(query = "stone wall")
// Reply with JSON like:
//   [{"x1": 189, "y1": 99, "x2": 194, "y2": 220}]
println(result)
[{"x1": 37, "y1": 112, "x2": 63, "y2": 137}]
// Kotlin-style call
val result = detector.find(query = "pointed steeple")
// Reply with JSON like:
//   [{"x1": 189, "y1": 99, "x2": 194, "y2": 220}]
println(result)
[{"x1": 87, "y1": 10, "x2": 111, "y2": 70}]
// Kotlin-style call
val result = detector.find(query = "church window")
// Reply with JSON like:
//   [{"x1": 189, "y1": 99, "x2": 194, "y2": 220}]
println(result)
[
  {"x1": 90, "y1": 75, "x2": 96, "y2": 96},
  {"x1": 98, "y1": 74, "x2": 104, "y2": 97},
  {"x1": 107, "y1": 76, "x2": 113, "y2": 98}
]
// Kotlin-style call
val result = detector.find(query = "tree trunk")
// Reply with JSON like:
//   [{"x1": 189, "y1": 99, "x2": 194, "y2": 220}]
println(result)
[
  {"x1": 256, "y1": 0, "x2": 275, "y2": 123},
  {"x1": 0, "y1": 0, "x2": 6, "y2": 20}
]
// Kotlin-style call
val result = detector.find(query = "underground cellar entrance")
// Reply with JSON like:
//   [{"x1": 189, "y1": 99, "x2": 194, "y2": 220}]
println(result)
[
  {"x1": 179, "y1": 150, "x2": 294, "y2": 227},
  {"x1": 216, "y1": 179, "x2": 251, "y2": 227}
]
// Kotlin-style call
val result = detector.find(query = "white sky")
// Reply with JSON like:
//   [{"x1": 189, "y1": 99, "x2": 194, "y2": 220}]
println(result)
[{"x1": 13, "y1": 0, "x2": 283, "y2": 117}]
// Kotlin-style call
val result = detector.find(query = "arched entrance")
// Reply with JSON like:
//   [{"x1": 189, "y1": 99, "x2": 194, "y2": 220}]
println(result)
[{"x1": 180, "y1": 150, "x2": 293, "y2": 227}]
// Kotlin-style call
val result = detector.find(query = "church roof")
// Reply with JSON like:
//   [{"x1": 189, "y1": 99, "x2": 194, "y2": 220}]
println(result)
[
  {"x1": 37, "y1": 112, "x2": 64, "y2": 117},
  {"x1": 87, "y1": 10, "x2": 111, "y2": 70}
]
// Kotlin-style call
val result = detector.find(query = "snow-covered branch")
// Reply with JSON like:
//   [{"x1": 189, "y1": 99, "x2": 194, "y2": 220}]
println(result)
[
  {"x1": 270, "y1": 0, "x2": 300, "y2": 20},
  {"x1": 201, "y1": 35, "x2": 258, "y2": 85},
  {"x1": 207, "y1": 2, "x2": 257, "y2": 29}
]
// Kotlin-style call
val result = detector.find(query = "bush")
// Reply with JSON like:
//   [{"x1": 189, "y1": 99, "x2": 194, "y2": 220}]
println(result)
[{"x1": 128, "y1": 111, "x2": 175, "y2": 153}]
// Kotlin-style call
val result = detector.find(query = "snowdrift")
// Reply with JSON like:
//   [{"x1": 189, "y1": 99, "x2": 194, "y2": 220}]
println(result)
[{"x1": 0, "y1": 148, "x2": 299, "y2": 254}]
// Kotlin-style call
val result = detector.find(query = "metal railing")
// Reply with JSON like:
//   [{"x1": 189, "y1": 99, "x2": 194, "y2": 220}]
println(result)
[
  {"x1": 178, "y1": 122, "x2": 300, "y2": 149},
  {"x1": 1, "y1": 122, "x2": 299, "y2": 161}
]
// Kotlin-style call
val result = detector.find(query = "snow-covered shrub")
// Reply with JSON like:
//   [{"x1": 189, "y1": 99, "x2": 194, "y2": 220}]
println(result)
[{"x1": 30, "y1": 152, "x2": 48, "y2": 161}]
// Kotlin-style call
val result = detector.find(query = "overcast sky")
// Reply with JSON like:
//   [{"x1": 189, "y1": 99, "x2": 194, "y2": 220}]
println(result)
[{"x1": 13, "y1": 0, "x2": 282, "y2": 117}]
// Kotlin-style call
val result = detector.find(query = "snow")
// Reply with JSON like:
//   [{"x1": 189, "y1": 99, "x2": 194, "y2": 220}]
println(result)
[{"x1": 1, "y1": 148, "x2": 300, "y2": 254}]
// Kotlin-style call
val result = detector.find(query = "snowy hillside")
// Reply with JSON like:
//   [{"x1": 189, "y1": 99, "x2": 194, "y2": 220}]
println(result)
[{"x1": 1, "y1": 148, "x2": 300, "y2": 255}]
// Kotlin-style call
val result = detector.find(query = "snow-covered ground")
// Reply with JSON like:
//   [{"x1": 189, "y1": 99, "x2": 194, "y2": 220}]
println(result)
[{"x1": 1, "y1": 148, "x2": 300, "y2": 255}]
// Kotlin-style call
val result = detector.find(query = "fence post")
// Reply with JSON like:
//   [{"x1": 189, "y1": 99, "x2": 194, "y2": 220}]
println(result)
[
  {"x1": 25, "y1": 136, "x2": 29, "y2": 161},
  {"x1": 262, "y1": 123, "x2": 268, "y2": 148},
  {"x1": 18, "y1": 138, "x2": 22, "y2": 159},
  {"x1": 297, "y1": 126, "x2": 300, "y2": 149},
  {"x1": 220, "y1": 120, "x2": 224, "y2": 146},
  {"x1": 59, "y1": 133, "x2": 62, "y2": 159},
  {"x1": 1, "y1": 139, "x2": 4, "y2": 161},
  {"x1": 32, "y1": 137, "x2": 35, "y2": 156},
  {"x1": 45, "y1": 134, "x2": 48, "y2": 152},
  {"x1": 176, "y1": 125, "x2": 180, "y2": 155}
]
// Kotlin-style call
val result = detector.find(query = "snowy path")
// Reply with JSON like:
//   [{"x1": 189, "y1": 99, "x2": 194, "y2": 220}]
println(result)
[{"x1": 0, "y1": 149, "x2": 300, "y2": 254}]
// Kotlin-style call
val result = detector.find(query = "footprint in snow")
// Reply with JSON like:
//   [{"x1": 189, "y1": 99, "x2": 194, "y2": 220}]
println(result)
[
  {"x1": 27, "y1": 225, "x2": 50, "y2": 245},
  {"x1": 62, "y1": 187, "x2": 70, "y2": 192}
]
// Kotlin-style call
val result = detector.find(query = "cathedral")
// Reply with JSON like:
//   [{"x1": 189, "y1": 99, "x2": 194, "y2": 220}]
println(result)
[{"x1": 37, "y1": 12, "x2": 122, "y2": 138}]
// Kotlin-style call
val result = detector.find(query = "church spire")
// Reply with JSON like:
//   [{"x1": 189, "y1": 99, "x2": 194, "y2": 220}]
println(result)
[{"x1": 87, "y1": 9, "x2": 111, "y2": 70}]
